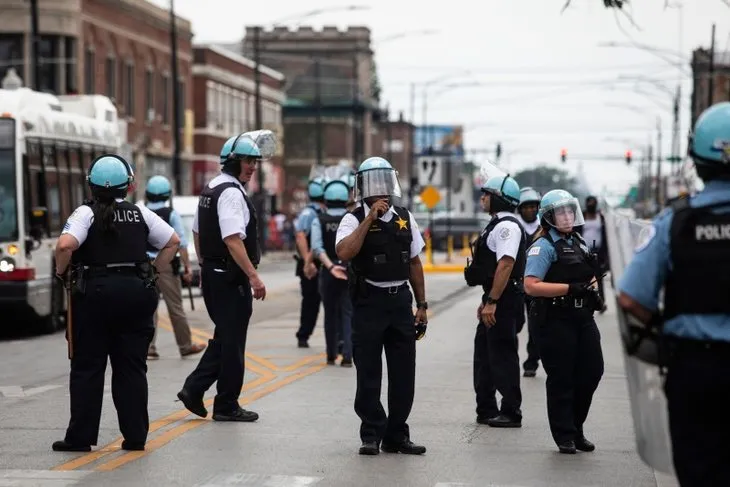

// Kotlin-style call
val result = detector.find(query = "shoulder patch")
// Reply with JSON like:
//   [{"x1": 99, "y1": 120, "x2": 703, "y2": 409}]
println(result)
[
  {"x1": 634, "y1": 225, "x2": 656, "y2": 253},
  {"x1": 528, "y1": 246, "x2": 541, "y2": 256},
  {"x1": 499, "y1": 227, "x2": 512, "y2": 240}
]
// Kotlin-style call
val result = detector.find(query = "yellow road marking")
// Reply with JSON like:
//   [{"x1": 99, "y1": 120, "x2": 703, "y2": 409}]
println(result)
[{"x1": 94, "y1": 364, "x2": 326, "y2": 472}]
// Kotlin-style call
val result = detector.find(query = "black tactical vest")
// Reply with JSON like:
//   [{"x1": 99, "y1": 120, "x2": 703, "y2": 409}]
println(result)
[
  {"x1": 350, "y1": 206, "x2": 413, "y2": 281},
  {"x1": 541, "y1": 231, "x2": 595, "y2": 285},
  {"x1": 197, "y1": 181, "x2": 260, "y2": 267},
  {"x1": 664, "y1": 198, "x2": 730, "y2": 320},
  {"x1": 74, "y1": 201, "x2": 150, "y2": 266},
  {"x1": 146, "y1": 206, "x2": 172, "y2": 253},
  {"x1": 319, "y1": 212, "x2": 345, "y2": 263},
  {"x1": 478, "y1": 215, "x2": 526, "y2": 294}
]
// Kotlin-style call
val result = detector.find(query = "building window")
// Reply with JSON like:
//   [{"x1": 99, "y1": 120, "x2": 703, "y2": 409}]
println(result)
[
  {"x1": 240, "y1": 93, "x2": 248, "y2": 132},
  {"x1": 217, "y1": 85, "x2": 224, "y2": 131},
  {"x1": 64, "y1": 37, "x2": 77, "y2": 94},
  {"x1": 124, "y1": 62, "x2": 134, "y2": 118},
  {"x1": 38, "y1": 35, "x2": 60, "y2": 93},
  {"x1": 105, "y1": 56, "x2": 116, "y2": 99},
  {"x1": 232, "y1": 93, "x2": 240, "y2": 134},
  {"x1": 145, "y1": 68, "x2": 154, "y2": 123},
  {"x1": 0, "y1": 34, "x2": 24, "y2": 85},
  {"x1": 177, "y1": 78, "x2": 185, "y2": 128},
  {"x1": 160, "y1": 73, "x2": 169, "y2": 125},
  {"x1": 206, "y1": 83, "x2": 215, "y2": 130},
  {"x1": 84, "y1": 47, "x2": 95, "y2": 94}
]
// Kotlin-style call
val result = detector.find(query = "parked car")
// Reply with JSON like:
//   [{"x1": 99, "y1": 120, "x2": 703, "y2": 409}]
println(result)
[{"x1": 423, "y1": 214, "x2": 490, "y2": 251}]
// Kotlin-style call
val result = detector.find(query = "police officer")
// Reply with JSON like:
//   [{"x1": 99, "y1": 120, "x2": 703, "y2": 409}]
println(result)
[
  {"x1": 336, "y1": 157, "x2": 428, "y2": 456},
  {"x1": 144, "y1": 175, "x2": 205, "y2": 360},
  {"x1": 52, "y1": 154, "x2": 179, "y2": 452},
  {"x1": 515, "y1": 187, "x2": 542, "y2": 377},
  {"x1": 576, "y1": 195, "x2": 609, "y2": 313},
  {"x1": 524, "y1": 189, "x2": 605, "y2": 454},
  {"x1": 308, "y1": 178, "x2": 353, "y2": 366},
  {"x1": 294, "y1": 177, "x2": 325, "y2": 348},
  {"x1": 467, "y1": 175, "x2": 525, "y2": 428},
  {"x1": 177, "y1": 130, "x2": 275, "y2": 422},
  {"x1": 617, "y1": 101, "x2": 730, "y2": 486}
]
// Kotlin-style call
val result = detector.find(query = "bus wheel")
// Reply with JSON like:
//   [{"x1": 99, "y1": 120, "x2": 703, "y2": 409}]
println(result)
[{"x1": 39, "y1": 277, "x2": 66, "y2": 334}]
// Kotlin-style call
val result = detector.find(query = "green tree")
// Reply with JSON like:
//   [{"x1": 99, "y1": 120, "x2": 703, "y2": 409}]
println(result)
[
  {"x1": 512, "y1": 165, "x2": 583, "y2": 198},
  {"x1": 370, "y1": 59, "x2": 382, "y2": 102}
]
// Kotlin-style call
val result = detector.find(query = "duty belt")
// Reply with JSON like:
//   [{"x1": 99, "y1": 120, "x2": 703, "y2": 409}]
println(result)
[
  {"x1": 366, "y1": 282, "x2": 408, "y2": 295},
  {"x1": 550, "y1": 295, "x2": 586, "y2": 309}
]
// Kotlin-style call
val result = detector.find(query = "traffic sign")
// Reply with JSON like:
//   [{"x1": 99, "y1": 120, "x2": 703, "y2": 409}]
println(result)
[
  {"x1": 420, "y1": 185, "x2": 441, "y2": 210},
  {"x1": 417, "y1": 156, "x2": 444, "y2": 187}
]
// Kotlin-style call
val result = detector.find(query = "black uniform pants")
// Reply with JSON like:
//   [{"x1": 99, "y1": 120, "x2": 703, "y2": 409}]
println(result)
[
  {"x1": 539, "y1": 310, "x2": 604, "y2": 444},
  {"x1": 523, "y1": 298, "x2": 540, "y2": 371},
  {"x1": 473, "y1": 291, "x2": 522, "y2": 419},
  {"x1": 664, "y1": 340, "x2": 730, "y2": 487},
  {"x1": 183, "y1": 265, "x2": 253, "y2": 414},
  {"x1": 295, "y1": 273, "x2": 321, "y2": 341},
  {"x1": 319, "y1": 270, "x2": 353, "y2": 361},
  {"x1": 64, "y1": 274, "x2": 157, "y2": 446},
  {"x1": 352, "y1": 284, "x2": 416, "y2": 444}
]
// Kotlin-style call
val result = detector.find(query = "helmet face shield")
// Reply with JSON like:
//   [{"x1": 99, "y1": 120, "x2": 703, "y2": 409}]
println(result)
[
  {"x1": 240, "y1": 130, "x2": 277, "y2": 160},
  {"x1": 355, "y1": 168, "x2": 402, "y2": 201},
  {"x1": 542, "y1": 197, "x2": 585, "y2": 232}
]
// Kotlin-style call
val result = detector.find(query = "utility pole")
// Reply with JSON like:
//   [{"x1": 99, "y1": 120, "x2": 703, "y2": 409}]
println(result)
[
  {"x1": 29, "y1": 0, "x2": 40, "y2": 91},
  {"x1": 655, "y1": 118, "x2": 662, "y2": 209},
  {"x1": 169, "y1": 0, "x2": 182, "y2": 195},
  {"x1": 314, "y1": 58, "x2": 323, "y2": 166},
  {"x1": 408, "y1": 82, "x2": 416, "y2": 210},
  {"x1": 351, "y1": 50, "x2": 359, "y2": 163},
  {"x1": 670, "y1": 85, "x2": 681, "y2": 175},
  {"x1": 385, "y1": 105, "x2": 393, "y2": 162},
  {"x1": 251, "y1": 25, "x2": 266, "y2": 255},
  {"x1": 708, "y1": 23, "x2": 716, "y2": 108}
]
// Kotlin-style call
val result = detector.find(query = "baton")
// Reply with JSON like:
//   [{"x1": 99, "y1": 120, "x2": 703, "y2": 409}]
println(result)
[{"x1": 182, "y1": 274, "x2": 195, "y2": 311}]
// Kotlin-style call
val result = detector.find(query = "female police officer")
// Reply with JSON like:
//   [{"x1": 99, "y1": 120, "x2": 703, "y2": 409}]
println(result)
[
  {"x1": 523, "y1": 189, "x2": 604, "y2": 454},
  {"x1": 52, "y1": 154, "x2": 179, "y2": 452}
]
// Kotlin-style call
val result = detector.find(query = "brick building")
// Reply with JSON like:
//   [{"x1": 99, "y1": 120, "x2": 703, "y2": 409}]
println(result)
[
  {"x1": 691, "y1": 48, "x2": 730, "y2": 126},
  {"x1": 371, "y1": 112, "x2": 415, "y2": 190},
  {"x1": 0, "y1": 0, "x2": 196, "y2": 195},
  {"x1": 240, "y1": 26, "x2": 380, "y2": 199},
  {"x1": 191, "y1": 45, "x2": 286, "y2": 202}
]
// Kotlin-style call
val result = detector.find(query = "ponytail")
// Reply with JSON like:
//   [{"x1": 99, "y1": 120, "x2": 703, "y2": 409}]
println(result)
[{"x1": 90, "y1": 191, "x2": 119, "y2": 238}]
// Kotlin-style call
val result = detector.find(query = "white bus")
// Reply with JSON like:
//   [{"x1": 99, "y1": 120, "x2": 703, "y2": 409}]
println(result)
[{"x1": 0, "y1": 71, "x2": 122, "y2": 333}]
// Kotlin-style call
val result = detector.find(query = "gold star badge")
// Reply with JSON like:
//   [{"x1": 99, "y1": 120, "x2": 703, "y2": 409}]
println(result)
[{"x1": 395, "y1": 216, "x2": 408, "y2": 230}]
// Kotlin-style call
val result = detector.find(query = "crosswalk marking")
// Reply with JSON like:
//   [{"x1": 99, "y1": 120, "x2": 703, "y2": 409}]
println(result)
[{"x1": 196, "y1": 474, "x2": 323, "y2": 487}]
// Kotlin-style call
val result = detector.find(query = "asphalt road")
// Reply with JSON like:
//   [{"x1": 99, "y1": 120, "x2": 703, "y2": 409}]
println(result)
[{"x1": 0, "y1": 263, "x2": 677, "y2": 487}]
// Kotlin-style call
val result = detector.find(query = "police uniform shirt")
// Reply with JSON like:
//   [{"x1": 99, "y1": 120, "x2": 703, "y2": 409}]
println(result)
[
  {"x1": 516, "y1": 214, "x2": 540, "y2": 238},
  {"x1": 295, "y1": 204, "x2": 320, "y2": 235},
  {"x1": 192, "y1": 173, "x2": 250, "y2": 241},
  {"x1": 618, "y1": 180, "x2": 730, "y2": 342},
  {"x1": 335, "y1": 203, "x2": 426, "y2": 287},
  {"x1": 486, "y1": 211, "x2": 524, "y2": 260},
  {"x1": 524, "y1": 228, "x2": 590, "y2": 280},
  {"x1": 146, "y1": 201, "x2": 189, "y2": 259},
  {"x1": 61, "y1": 200, "x2": 175, "y2": 250},
  {"x1": 311, "y1": 207, "x2": 348, "y2": 259}
]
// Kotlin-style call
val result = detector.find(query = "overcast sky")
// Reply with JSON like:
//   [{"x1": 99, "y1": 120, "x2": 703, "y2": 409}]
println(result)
[{"x1": 152, "y1": 0, "x2": 729, "y2": 198}]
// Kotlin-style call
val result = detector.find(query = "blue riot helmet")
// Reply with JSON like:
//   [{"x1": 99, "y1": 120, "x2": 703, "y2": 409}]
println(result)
[
  {"x1": 355, "y1": 157, "x2": 401, "y2": 201},
  {"x1": 219, "y1": 129, "x2": 277, "y2": 164},
  {"x1": 688, "y1": 101, "x2": 730, "y2": 180},
  {"x1": 146, "y1": 175, "x2": 172, "y2": 202},
  {"x1": 518, "y1": 187, "x2": 541, "y2": 207},
  {"x1": 481, "y1": 175, "x2": 521, "y2": 209},
  {"x1": 323, "y1": 179, "x2": 351, "y2": 206},
  {"x1": 539, "y1": 189, "x2": 585, "y2": 232},
  {"x1": 308, "y1": 177, "x2": 325, "y2": 202},
  {"x1": 87, "y1": 154, "x2": 134, "y2": 197}
]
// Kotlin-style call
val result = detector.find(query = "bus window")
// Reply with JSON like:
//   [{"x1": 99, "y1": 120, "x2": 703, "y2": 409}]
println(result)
[
  {"x1": 26, "y1": 141, "x2": 43, "y2": 210},
  {"x1": 0, "y1": 123, "x2": 18, "y2": 243},
  {"x1": 56, "y1": 144, "x2": 72, "y2": 222},
  {"x1": 42, "y1": 145, "x2": 62, "y2": 235},
  {"x1": 68, "y1": 146, "x2": 84, "y2": 207}
]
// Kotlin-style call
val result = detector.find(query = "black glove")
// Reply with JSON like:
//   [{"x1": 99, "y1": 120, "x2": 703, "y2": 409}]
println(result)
[
  {"x1": 568, "y1": 282, "x2": 591, "y2": 297},
  {"x1": 587, "y1": 287, "x2": 605, "y2": 311}
]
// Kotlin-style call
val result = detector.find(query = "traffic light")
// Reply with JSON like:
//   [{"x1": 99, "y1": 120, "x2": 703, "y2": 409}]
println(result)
[
  {"x1": 625, "y1": 150, "x2": 632, "y2": 165},
  {"x1": 560, "y1": 148, "x2": 567, "y2": 163}
]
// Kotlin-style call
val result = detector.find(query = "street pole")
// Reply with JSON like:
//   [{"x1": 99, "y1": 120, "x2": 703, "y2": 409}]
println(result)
[
  {"x1": 408, "y1": 83, "x2": 416, "y2": 210},
  {"x1": 251, "y1": 25, "x2": 266, "y2": 255},
  {"x1": 655, "y1": 118, "x2": 662, "y2": 209},
  {"x1": 351, "y1": 50, "x2": 359, "y2": 163},
  {"x1": 170, "y1": 0, "x2": 182, "y2": 195},
  {"x1": 29, "y1": 0, "x2": 40, "y2": 91},
  {"x1": 315, "y1": 58, "x2": 323, "y2": 166},
  {"x1": 708, "y1": 23, "x2": 716, "y2": 108},
  {"x1": 385, "y1": 105, "x2": 393, "y2": 162},
  {"x1": 671, "y1": 85, "x2": 681, "y2": 175},
  {"x1": 445, "y1": 157, "x2": 452, "y2": 262}
]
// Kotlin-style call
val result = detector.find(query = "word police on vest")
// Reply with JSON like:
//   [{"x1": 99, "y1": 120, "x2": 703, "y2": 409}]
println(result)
[
  {"x1": 325, "y1": 222, "x2": 340, "y2": 232},
  {"x1": 113, "y1": 209, "x2": 141, "y2": 223},
  {"x1": 696, "y1": 223, "x2": 730, "y2": 241},
  {"x1": 199, "y1": 195, "x2": 212, "y2": 209}
]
